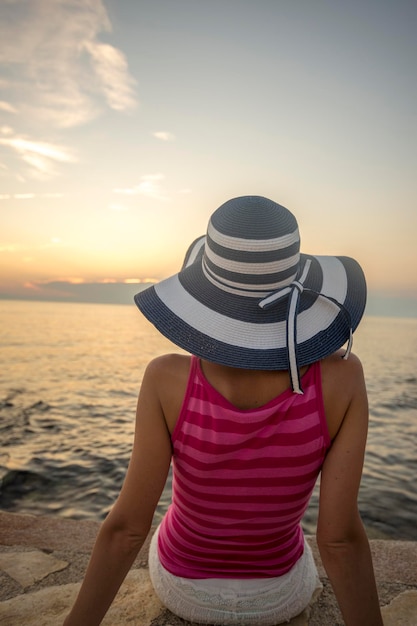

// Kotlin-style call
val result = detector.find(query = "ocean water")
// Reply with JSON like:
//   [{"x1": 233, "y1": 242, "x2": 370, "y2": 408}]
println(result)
[{"x1": 0, "y1": 300, "x2": 416, "y2": 540}]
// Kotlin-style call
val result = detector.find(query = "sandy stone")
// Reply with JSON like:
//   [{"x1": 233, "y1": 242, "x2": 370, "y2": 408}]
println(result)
[
  {"x1": 370, "y1": 541, "x2": 417, "y2": 586},
  {"x1": 0, "y1": 565, "x2": 313, "y2": 626},
  {"x1": 0, "y1": 582, "x2": 79, "y2": 626},
  {"x1": 1, "y1": 514, "x2": 417, "y2": 625},
  {"x1": 0, "y1": 511, "x2": 100, "y2": 553},
  {"x1": 286, "y1": 608, "x2": 309, "y2": 625},
  {"x1": 0, "y1": 569, "x2": 163, "y2": 626},
  {"x1": 0, "y1": 550, "x2": 68, "y2": 588},
  {"x1": 103, "y1": 569, "x2": 164, "y2": 625},
  {"x1": 381, "y1": 590, "x2": 417, "y2": 625}
]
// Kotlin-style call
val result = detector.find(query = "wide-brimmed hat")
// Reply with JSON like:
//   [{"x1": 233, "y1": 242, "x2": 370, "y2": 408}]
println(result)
[{"x1": 134, "y1": 196, "x2": 366, "y2": 393}]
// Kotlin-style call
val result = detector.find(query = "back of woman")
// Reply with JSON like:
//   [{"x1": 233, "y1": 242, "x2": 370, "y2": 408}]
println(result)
[
  {"x1": 156, "y1": 355, "x2": 330, "y2": 580},
  {"x1": 64, "y1": 196, "x2": 383, "y2": 626},
  {"x1": 147, "y1": 349, "x2": 376, "y2": 625}
]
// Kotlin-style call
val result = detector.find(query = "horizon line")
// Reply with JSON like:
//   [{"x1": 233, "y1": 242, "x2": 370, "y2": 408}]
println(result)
[{"x1": 1, "y1": 291, "x2": 416, "y2": 320}]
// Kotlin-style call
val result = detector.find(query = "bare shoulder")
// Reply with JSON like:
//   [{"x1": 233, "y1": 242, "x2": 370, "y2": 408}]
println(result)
[
  {"x1": 322, "y1": 349, "x2": 366, "y2": 392},
  {"x1": 321, "y1": 350, "x2": 367, "y2": 440},
  {"x1": 322, "y1": 348, "x2": 364, "y2": 375},
  {"x1": 145, "y1": 353, "x2": 191, "y2": 379},
  {"x1": 143, "y1": 353, "x2": 192, "y2": 434}
]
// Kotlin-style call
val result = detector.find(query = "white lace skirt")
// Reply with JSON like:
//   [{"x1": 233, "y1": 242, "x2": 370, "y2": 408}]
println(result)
[{"x1": 148, "y1": 526, "x2": 322, "y2": 625}]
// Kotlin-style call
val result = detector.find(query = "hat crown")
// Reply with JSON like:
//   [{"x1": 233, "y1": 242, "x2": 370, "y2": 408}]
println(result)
[
  {"x1": 135, "y1": 194, "x2": 367, "y2": 376},
  {"x1": 203, "y1": 196, "x2": 301, "y2": 297}
]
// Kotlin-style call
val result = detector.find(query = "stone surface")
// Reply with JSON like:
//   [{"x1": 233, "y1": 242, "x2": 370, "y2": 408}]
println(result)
[
  {"x1": 0, "y1": 581, "x2": 80, "y2": 626},
  {"x1": 1, "y1": 512, "x2": 417, "y2": 625},
  {"x1": 0, "y1": 569, "x2": 163, "y2": 626},
  {"x1": 0, "y1": 568, "x2": 313, "y2": 626},
  {"x1": 0, "y1": 549, "x2": 68, "y2": 587},
  {"x1": 381, "y1": 591, "x2": 417, "y2": 624},
  {"x1": 369, "y1": 541, "x2": 417, "y2": 585},
  {"x1": 0, "y1": 511, "x2": 100, "y2": 553}
]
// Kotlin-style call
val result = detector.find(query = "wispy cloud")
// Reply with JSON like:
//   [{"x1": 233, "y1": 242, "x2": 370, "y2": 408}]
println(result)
[
  {"x1": 19, "y1": 279, "x2": 158, "y2": 304},
  {"x1": 113, "y1": 174, "x2": 170, "y2": 201},
  {"x1": 0, "y1": 192, "x2": 64, "y2": 200},
  {"x1": 108, "y1": 203, "x2": 129, "y2": 211},
  {"x1": 153, "y1": 131, "x2": 176, "y2": 142},
  {"x1": 0, "y1": 244, "x2": 21, "y2": 253},
  {"x1": 0, "y1": 0, "x2": 138, "y2": 129},
  {"x1": 0, "y1": 134, "x2": 76, "y2": 179},
  {"x1": 0, "y1": 137, "x2": 75, "y2": 162},
  {"x1": 84, "y1": 41, "x2": 137, "y2": 112},
  {"x1": 0, "y1": 101, "x2": 17, "y2": 114},
  {"x1": 0, "y1": 237, "x2": 70, "y2": 253},
  {"x1": 39, "y1": 237, "x2": 72, "y2": 250},
  {"x1": 14, "y1": 193, "x2": 35, "y2": 199}
]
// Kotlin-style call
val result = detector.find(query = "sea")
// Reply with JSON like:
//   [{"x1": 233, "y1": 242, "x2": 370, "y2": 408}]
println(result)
[{"x1": 0, "y1": 299, "x2": 416, "y2": 540}]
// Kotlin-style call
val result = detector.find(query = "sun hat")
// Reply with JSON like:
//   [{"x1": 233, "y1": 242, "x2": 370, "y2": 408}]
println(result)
[{"x1": 134, "y1": 195, "x2": 366, "y2": 393}]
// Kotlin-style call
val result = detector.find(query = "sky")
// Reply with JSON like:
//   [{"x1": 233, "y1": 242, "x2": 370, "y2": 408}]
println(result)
[{"x1": 0, "y1": 0, "x2": 416, "y2": 316}]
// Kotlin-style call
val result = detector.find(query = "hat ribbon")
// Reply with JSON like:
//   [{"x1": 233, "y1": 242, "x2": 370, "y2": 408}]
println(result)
[{"x1": 258, "y1": 259, "x2": 353, "y2": 394}]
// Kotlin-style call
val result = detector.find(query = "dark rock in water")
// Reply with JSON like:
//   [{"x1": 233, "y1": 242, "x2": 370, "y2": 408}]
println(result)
[
  {"x1": 0, "y1": 469, "x2": 52, "y2": 508},
  {"x1": 1, "y1": 469, "x2": 51, "y2": 489},
  {"x1": 25, "y1": 400, "x2": 51, "y2": 413},
  {"x1": 0, "y1": 400, "x2": 14, "y2": 409}
]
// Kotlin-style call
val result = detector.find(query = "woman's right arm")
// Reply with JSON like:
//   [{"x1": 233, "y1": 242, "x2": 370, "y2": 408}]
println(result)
[
  {"x1": 63, "y1": 357, "x2": 173, "y2": 625},
  {"x1": 317, "y1": 354, "x2": 383, "y2": 625}
]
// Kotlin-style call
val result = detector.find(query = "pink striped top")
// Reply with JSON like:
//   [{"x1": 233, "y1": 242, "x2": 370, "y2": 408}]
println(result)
[{"x1": 157, "y1": 356, "x2": 331, "y2": 579}]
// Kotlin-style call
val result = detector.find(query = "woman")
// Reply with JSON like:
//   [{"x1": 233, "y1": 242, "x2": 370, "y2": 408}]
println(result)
[{"x1": 64, "y1": 196, "x2": 383, "y2": 625}]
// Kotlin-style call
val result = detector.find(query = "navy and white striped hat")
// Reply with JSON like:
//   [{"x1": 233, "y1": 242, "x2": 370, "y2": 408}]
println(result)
[{"x1": 134, "y1": 196, "x2": 366, "y2": 393}]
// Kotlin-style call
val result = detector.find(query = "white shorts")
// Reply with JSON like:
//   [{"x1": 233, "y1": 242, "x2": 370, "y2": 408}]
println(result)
[{"x1": 148, "y1": 526, "x2": 322, "y2": 625}]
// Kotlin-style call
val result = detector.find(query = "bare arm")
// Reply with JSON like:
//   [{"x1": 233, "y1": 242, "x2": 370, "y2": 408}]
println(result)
[
  {"x1": 63, "y1": 359, "x2": 172, "y2": 626},
  {"x1": 317, "y1": 354, "x2": 383, "y2": 625}
]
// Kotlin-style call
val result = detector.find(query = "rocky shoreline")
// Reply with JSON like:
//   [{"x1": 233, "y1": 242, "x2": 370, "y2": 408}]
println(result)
[{"x1": 0, "y1": 511, "x2": 416, "y2": 625}]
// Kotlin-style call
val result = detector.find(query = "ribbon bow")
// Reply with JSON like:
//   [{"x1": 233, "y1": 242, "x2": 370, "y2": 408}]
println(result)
[{"x1": 258, "y1": 259, "x2": 353, "y2": 394}]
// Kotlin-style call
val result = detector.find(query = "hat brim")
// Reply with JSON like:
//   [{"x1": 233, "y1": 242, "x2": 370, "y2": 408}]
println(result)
[{"x1": 134, "y1": 253, "x2": 366, "y2": 370}]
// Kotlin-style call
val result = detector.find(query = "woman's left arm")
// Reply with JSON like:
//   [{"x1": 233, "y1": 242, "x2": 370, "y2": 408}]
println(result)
[{"x1": 63, "y1": 359, "x2": 173, "y2": 626}]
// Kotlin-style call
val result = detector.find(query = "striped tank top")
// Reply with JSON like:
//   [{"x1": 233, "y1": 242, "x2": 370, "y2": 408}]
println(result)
[{"x1": 157, "y1": 356, "x2": 331, "y2": 579}]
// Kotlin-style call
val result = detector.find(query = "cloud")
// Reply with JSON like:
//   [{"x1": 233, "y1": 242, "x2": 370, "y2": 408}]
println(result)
[
  {"x1": 40, "y1": 237, "x2": 69, "y2": 249},
  {"x1": 108, "y1": 203, "x2": 129, "y2": 211},
  {"x1": 153, "y1": 131, "x2": 176, "y2": 142},
  {"x1": 0, "y1": 101, "x2": 17, "y2": 114},
  {"x1": 0, "y1": 0, "x2": 138, "y2": 129},
  {"x1": 17, "y1": 279, "x2": 157, "y2": 304},
  {"x1": 14, "y1": 193, "x2": 35, "y2": 199},
  {"x1": 0, "y1": 244, "x2": 21, "y2": 252},
  {"x1": 84, "y1": 41, "x2": 137, "y2": 112},
  {"x1": 0, "y1": 192, "x2": 64, "y2": 199},
  {"x1": 0, "y1": 137, "x2": 74, "y2": 162},
  {"x1": 0, "y1": 134, "x2": 76, "y2": 179},
  {"x1": 0, "y1": 237, "x2": 70, "y2": 254},
  {"x1": 113, "y1": 174, "x2": 170, "y2": 201}
]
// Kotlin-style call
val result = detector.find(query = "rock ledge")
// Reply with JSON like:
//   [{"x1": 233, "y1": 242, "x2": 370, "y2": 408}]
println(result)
[{"x1": 1, "y1": 512, "x2": 416, "y2": 625}]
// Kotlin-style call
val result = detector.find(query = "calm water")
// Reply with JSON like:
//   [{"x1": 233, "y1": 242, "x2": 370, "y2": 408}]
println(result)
[{"x1": 0, "y1": 300, "x2": 416, "y2": 540}]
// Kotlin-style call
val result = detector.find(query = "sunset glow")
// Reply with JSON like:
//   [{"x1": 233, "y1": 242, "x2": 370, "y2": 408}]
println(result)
[{"x1": 0, "y1": 0, "x2": 416, "y2": 315}]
